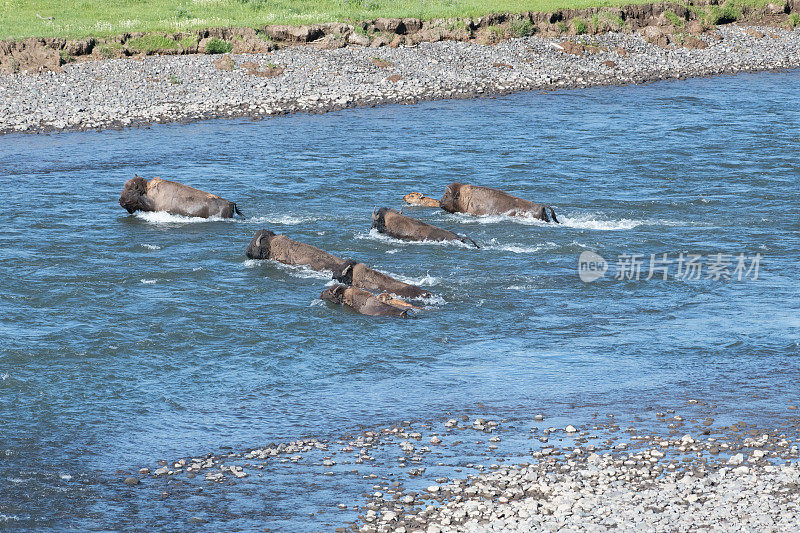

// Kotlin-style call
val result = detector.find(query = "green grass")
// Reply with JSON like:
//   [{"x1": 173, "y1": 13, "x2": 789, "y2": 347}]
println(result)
[
  {"x1": 2, "y1": 0, "x2": 663, "y2": 40},
  {"x1": 205, "y1": 37, "x2": 232, "y2": 54},
  {"x1": 58, "y1": 49, "x2": 72, "y2": 64},
  {"x1": 789, "y1": 13, "x2": 800, "y2": 27},
  {"x1": 95, "y1": 41, "x2": 122, "y2": 58},
  {"x1": 178, "y1": 35, "x2": 198, "y2": 48},
  {"x1": 664, "y1": 10, "x2": 684, "y2": 26},
  {"x1": 127, "y1": 34, "x2": 180, "y2": 53},
  {"x1": 509, "y1": 19, "x2": 535, "y2": 37},
  {"x1": 572, "y1": 18, "x2": 588, "y2": 34}
]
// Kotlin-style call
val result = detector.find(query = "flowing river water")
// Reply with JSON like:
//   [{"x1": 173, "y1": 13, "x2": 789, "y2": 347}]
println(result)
[{"x1": 1, "y1": 70, "x2": 799, "y2": 531}]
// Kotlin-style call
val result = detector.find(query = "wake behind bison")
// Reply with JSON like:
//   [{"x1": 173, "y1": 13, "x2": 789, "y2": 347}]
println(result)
[{"x1": 119, "y1": 176, "x2": 243, "y2": 218}]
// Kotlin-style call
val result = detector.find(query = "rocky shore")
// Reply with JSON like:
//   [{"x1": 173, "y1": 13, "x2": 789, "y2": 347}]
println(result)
[
  {"x1": 1, "y1": 22, "x2": 799, "y2": 135},
  {"x1": 128, "y1": 398, "x2": 800, "y2": 531}
]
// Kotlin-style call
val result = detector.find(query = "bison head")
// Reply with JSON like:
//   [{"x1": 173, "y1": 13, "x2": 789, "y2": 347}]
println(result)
[
  {"x1": 403, "y1": 192, "x2": 425, "y2": 205},
  {"x1": 119, "y1": 175, "x2": 154, "y2": 214},
  {"x1": 320, "y1": 284, "x2": 347, "y2": 304},
  {"x1": 332, "y1": 259, "x2": 358, "y2": 286},
  {"x1": 245, "y1": 230, "x2": 277, "y2": 259},
  {"x1": 371, "y1": 207, "x2": 391, "y2": 233},
  {"x1": 439, "y1": 182, "x2": 463, "y2": 213}
]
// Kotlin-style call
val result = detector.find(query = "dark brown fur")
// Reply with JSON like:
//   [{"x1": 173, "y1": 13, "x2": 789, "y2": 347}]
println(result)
[
  {"x1": 333, "y1": 260, "x2": 431, "y2": 300},
  {"x1": 245, "y1": 230, "x2": 349, "y2": 272},
  {"x1": 320, "y1": 284, "x2": 412, "y2": 318},
  {"x1": 440, "y1": 182, "x2": 558, "y2": 222},
  {"x1": 119, "y1": 176, "x2": 240, "y2": 218},
  {"x1": 371, "y1": 207, "x2": 478, "y2": 247}
]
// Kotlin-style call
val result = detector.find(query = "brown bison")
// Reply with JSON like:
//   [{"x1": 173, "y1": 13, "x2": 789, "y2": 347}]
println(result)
[
  {"x1": 245, "y1": 230, "x2": 348, "y2": 272},
  {"x1": 439, "y1": 183, "x2": 558, "y2": 222},
  {"x1": 320, "y1": 284, "x2": 413, "y2": 318},
  {"x1": 333, "y1": 259, "x2": 431, "y2": 300},
  {"x1": 403, "y1": 192, "x2": 441, "y2": 207},
  {"x1": 372, "y1": 207, "x2": 478, "y2": 247},
  {"x1": 376, "y1": 293, "x2": 421, "y2": 310},
  {"x1": 119, "y1": 176, "x2": 242, "y2": 218}
]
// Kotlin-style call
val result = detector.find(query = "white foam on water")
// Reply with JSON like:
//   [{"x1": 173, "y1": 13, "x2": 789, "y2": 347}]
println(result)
[
  {"x1": 417, "y1": 294, "x2": 447, "y2": 306},
  {"x1": 140, "y1": 243, "x2": 161, "y2": 250},
  {"x1": 1, "y1": 373, "x2": 8, "y2": 381},
  {"x1": 140, "y1": 279, "x2": 157, "y2": 284},
  {"x1": 246, "y1": 214, "x2": 318, "y2": 225},
  {"x1": 59, "y1": 473, "x2": 72, "y2": 481},
  {"x1": 0, "y1": 515, "x2": 20, "y2": 523},
  {"x1": 445, "y1": 211, "x2": 692, "y2": 231},
  {"x1": 386, "y1": 249, "x2": 399, "y2": 254},
  {"x1": 557, "y1": 215, "x2": 649, "y2": 231},
  {"x1": 385, "y1": 271, "x2": 440, "y2": 287},
  {"x1": 482, "y1": 240, "x2": 544, "y2": 254},
  {"x1": 134, "y1": 211, "x2": 229, "y2": 224},
  {"x1": 355, "y1": 228, "x2": 474, "y2": 248},
  {"x1": 243, "y1": 259, "x2": 332, "y2": 281},
  {"x1": 192, "y1": 267, "x2": 203, "y2": 272}
]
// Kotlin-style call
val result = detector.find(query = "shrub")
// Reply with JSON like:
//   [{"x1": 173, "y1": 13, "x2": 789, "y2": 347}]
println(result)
[
  {"x1": 489, "y1": 24, "x2": 506, "y2": 40},
  {"x1": 128, "y1": 35, "x2": 179, "y2": 53},
  {"x1": 664, "y1": 10, "x2": 684, "y2": 27},
  {"x1": 602, "y1": 12, "x2": 626, "y2": 30},
  {"x1": 205, "y1": 38, "x2": 233, "y2": 54},
  {"x1": 705, "y1": 2, "x2": 741, "y2": 25},
  {"x1": 96, "y1": 42, "x2": 123, "y2": 59},
  {"x1": 573, "y1": 19, "x2": 588, "y2": 35},
  {"x1": 510, "y1": 20, "x2": 535, "y2": 37},
  {"x1": 178, "y1": 36, "x2": 198, "y2": 49}
]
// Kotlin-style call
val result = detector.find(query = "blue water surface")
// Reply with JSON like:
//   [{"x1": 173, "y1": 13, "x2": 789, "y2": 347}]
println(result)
[{"x1": 1, "y1": 70, "x2": 799, "y2": 531}]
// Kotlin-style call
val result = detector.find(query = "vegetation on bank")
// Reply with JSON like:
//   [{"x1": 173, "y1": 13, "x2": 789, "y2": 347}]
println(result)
[{"x1": 0, "y1": 0, "x2": 717, "y2": 39}]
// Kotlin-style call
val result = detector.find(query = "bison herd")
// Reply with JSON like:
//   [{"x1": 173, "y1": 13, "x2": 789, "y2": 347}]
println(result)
[{"x1": 119, "y1": 176, "x2": 559, "y2": 318}]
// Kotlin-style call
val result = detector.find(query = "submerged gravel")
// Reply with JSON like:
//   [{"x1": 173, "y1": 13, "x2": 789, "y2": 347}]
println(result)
[
  {"x1": 134, "y1": 398, "x2": 800, "y2": 532},
  {"x1": 1, "y1": 24, "x2": 799, "y2": 134}
]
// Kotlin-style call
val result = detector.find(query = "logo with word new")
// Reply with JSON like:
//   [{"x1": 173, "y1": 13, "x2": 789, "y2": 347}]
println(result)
[{"x1": 578, "y1": 251, "x2": 607, "y2": 282}]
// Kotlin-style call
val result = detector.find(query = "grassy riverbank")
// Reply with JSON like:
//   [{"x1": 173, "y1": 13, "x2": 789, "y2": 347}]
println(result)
[{"x1": 2, "y1": 0, "x2": 681, "y2": 39}]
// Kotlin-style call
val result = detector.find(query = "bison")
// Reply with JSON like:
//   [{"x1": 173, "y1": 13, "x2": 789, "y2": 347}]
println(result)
[
  {"x1": 119, "y1": 176, "x2": 243, "y2": 218},
  {"x1": 320, "y1": 284, "x2": 413, "y2": 318},
  {"x1": 372, "y1": 207, "x2": 478, "y2": 247},
  {"x1": 333, "y1": 259, "x2": 431, "y2": 300},
  {"x1": 245, "y1": 230, "x2": 348, "y2": 273},
  {"x1": 439, "y1": 183, "x2": 558, "y2": 222},
  {"x1": 403, "y1": 192, "x2": 441, "y2": 208}
]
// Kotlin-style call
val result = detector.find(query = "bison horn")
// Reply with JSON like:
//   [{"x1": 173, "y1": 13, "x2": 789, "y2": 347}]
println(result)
[
  {"x1": 372, "y1": 206, "x2": 376, "y2": 218},
  {"x1": 400, "y1": 206, "x2": 404, "y2": 215}
]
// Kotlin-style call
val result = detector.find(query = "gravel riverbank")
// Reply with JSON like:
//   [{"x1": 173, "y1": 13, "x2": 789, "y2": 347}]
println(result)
[
  {"x1": 1, "y1": 24, "x2": 799, "y2": 135},
  {"x1": 131, "y1": 398, "x2": 800, "y2": 532}
]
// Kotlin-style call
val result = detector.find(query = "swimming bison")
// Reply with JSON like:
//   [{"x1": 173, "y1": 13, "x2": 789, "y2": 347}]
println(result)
[
  {"x1": 372, "y1": 207, "x2": 478, "y2": 247},
  {"x1": 403, "y1": 192, "x2": 441, "y2": 208},
  {"x1": 245, "y1": 230, "x2": 348, "y2": 272},
  {"x1": 320, "y1": 284, "x2": 413, "y2": 318},
  {"x1": 439, "y1": 183, "x2": 558, "y2": 222},
  {"x1": 119, "y1": 176, "x2": 243, "y2": 218},
  {"x1": 333, "y1": 259, "x2": 431, "y2": 300}
]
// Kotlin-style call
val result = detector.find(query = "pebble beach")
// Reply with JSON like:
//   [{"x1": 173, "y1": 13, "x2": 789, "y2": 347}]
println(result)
[
  {"x1": 1, "y1": 24, "x2": 799, "y2": 135},
  {"x1": 135, "y1": 399, "x2": 800, "y2": 532}
]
